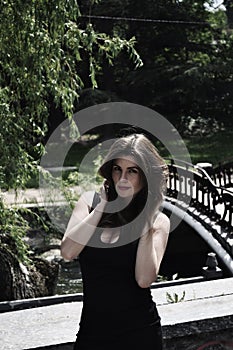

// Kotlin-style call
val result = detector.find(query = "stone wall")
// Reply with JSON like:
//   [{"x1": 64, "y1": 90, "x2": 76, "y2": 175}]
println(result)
[
  {"x1": 26, "y1": 323, "x2": 233, "y2": 350},
  {"x1": 163, "y1": 316, "x2": 233, "y2": 350},
  {"x1": 1, "y1": 278, "x2": 233, "y2": 350}
]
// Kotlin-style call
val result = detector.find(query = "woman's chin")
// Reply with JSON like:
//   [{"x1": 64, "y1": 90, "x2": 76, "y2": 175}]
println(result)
[{"x1": 116, "y1": 188, "x2": 134, "y2": 199}]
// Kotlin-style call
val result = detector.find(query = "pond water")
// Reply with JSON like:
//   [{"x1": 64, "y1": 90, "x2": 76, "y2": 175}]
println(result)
[{"x1": 55, "y1": 260, "x2": 83, "y2": 295}]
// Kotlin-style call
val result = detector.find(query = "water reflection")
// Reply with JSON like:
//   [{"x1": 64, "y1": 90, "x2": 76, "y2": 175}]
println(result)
[{"x1": 56, "y1": 260, "x2": 83, "y2": 295}]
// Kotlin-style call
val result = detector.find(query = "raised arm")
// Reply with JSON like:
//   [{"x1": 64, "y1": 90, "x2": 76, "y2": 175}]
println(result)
[
  {"x1": 135, "y1": 212, "x2": 170, "y2": 288},
  {"x1": 60, "y1": 189, "x2": 106, "y2": 261}
]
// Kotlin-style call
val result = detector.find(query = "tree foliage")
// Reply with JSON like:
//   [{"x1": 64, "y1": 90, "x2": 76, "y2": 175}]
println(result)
[
  {"x1": 88, "y1": 0, "x2": 233, "y2": 128},
  {"x1": 0, "y1": 0, "x2": 142, "y2": 190},
  {"x1": 0, "y1": 0, "x2": 142, "y2": 266}
]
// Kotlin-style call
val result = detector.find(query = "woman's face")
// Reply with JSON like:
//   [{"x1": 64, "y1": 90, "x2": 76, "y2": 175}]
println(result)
[{"x1": 112, "y1": 156, "x2": 144, "y2": 198}]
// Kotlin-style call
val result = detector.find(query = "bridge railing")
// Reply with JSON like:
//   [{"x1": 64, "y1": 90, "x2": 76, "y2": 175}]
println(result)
[
  {"x1": 210, "y1": 161, "x2": 233, "y2": 188},
  {"x1": 165, "y1": 158, "x2": 233, "y2": 255}
]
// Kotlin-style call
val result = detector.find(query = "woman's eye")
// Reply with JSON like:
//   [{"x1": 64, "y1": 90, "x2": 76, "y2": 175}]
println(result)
[
  {"x1": 129, "y1": 168, "x2": 138, "y2": 174},
  {"x1": 113, "y1": 166, "x2": 121, "y2": 172}
]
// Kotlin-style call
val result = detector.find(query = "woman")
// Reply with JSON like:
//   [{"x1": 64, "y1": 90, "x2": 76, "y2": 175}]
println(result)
[{"x1": 61, "y1": 133, "x2": 170, "y2": 350}]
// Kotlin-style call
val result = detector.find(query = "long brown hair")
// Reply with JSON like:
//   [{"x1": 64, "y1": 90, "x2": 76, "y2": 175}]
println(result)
[{"x1": 97, "y1": 134, "x2": 168, "y2": 238}]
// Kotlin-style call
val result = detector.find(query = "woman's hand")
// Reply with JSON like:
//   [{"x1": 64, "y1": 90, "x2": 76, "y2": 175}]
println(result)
[{"x1": 96, "y1": 180, "x2": 109, "y2": 212}]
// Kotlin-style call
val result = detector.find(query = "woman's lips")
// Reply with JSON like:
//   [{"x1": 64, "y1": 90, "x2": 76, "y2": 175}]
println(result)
[{"x1": 118, "y1": 185, "x2": 131, "y2": 191}]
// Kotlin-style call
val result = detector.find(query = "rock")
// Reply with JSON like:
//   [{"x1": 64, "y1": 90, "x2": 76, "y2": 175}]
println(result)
[
  {"x1": 31, "y1": 257, "x2": 59, "y2": 296},
  {"x1": 0, "y1": 237, "x2": 59, "y2": 301}
]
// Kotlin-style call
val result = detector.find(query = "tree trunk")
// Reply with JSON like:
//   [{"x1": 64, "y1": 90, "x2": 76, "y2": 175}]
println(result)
[{"x1": 0, "y1": 244, "x2": 59, "y2": 302}]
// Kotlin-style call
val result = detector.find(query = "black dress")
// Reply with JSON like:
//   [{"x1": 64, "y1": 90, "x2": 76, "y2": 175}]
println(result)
[{"x1": 73, "y1": 199, "x2": 163, "y2": 350}]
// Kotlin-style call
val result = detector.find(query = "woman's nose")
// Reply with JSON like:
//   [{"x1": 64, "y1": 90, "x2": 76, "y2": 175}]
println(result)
[{"x1": 120, "y1": 171, "x2": 128, "y2": 181}]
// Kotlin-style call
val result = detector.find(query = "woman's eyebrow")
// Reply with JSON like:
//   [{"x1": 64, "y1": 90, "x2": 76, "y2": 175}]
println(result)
[
  {"x1": 127, "y1": 166, "x2": 139, "y2": 170},
  {"x1": 113, "y1": 162, "x2": 139, "y2": 170}
]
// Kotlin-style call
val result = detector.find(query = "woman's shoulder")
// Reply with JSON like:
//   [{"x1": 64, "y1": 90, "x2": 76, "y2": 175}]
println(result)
[{"x1": 153, "y1": 211, "x2": 170, "y2": 233}]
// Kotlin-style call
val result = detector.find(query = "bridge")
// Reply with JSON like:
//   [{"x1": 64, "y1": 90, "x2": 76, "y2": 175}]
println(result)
[{"x1": 162, "y1": 159, "x2": 233, "y2": 276}]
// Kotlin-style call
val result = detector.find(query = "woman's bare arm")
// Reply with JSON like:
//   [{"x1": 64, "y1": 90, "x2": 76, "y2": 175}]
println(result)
[
  {"x1": 135, "y1": 212, "x2": 170, "y2": 288},
  {"x1": 60, "y1": 190, "x2": 106, "y2": 261}
]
